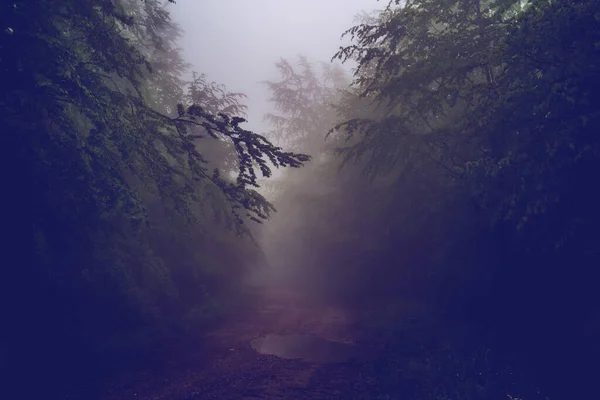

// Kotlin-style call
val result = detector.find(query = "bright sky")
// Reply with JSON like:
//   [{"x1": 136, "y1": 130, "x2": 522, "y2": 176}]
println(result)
[{"x1": 169, "y1": 0, "x2": 381, "y2": 134}]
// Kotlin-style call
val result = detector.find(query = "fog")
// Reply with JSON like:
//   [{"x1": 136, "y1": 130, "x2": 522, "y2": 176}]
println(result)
[
  {"x1": 170, "y1": 0, "x2": 381, "y2": 293},
  {"x1": 171, "y1": 0, "x2": 378, "y2": 134},
  {"x1": 12, "y1": 1, "x2": 599, "y2": 398}
]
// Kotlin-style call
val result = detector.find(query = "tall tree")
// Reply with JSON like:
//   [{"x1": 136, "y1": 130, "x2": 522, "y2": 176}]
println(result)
[
  {"x1": 332, "y1": 0, "x2": 600, "y2": 397},
  {"x1": 0, "y1": 0, "x2": 308, "y2": 397}
]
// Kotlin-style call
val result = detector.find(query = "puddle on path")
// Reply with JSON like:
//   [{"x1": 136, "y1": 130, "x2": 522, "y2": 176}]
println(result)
[{"x1": 251, "y1": 334, "x2": 361, "y2": 363}]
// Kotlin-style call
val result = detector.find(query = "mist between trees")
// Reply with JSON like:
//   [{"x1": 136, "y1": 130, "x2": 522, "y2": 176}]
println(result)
[{"x1": 2, "y1": 0, "x2": 600, "y2": 399}]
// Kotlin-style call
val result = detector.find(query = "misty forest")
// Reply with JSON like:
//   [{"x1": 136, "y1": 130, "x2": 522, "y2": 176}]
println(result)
[{"x1": 3, "y1": 0, "x2": 600, "y2": 399}]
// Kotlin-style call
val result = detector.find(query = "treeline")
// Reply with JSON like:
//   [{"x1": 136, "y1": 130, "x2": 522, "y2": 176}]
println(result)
[
  {"x1": 1, "y1": 0, "x2": 307, "y2": 397},
  {"x1": 260, "y1": 0, "x2": 600, "y2": 398}
]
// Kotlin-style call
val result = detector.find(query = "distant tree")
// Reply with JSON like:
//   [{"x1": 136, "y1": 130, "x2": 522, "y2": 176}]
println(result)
[{"x1": 262, "y1": 55, "x2": 349, "y2": 156}]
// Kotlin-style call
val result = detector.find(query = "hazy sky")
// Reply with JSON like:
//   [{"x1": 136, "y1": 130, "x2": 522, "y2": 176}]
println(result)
[{"x1": 170, "y1": 0, "x2": 380, "y2": 134}]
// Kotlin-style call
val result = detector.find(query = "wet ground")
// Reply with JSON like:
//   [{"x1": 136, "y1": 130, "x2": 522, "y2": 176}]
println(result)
[
  {"x1": 100, "y1": 286, "x2": 387, "y2": 400},
  {"x1": 251, "y1": 333, "x2": 362, "y2": 363}
]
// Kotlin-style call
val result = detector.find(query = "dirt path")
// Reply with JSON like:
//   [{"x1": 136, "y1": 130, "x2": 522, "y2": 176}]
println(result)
[{"x1": 100, "y1": 286, "x2": 380, "y2": 400}]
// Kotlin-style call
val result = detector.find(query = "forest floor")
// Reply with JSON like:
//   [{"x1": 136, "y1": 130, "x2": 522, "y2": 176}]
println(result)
[
  {"x1": 98, "y1": 285, "x2": 399, "y2": 400},
  {"x1": 91, "y1": 281, "x2": 545, "y2": 400}
]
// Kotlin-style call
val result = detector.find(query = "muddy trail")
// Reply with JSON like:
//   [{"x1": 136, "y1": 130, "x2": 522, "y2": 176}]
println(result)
[{"x1": 99, "y1": 286, "x2": 395, "y2": 400}]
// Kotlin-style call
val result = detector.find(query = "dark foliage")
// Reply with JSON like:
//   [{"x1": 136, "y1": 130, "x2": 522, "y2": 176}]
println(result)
[
  {"x1": 326, "y1": 0, "x2": 600, "y2": 397},
  {"x1": 0, "y1": 0, "x2": 307, "y2": 398}
]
